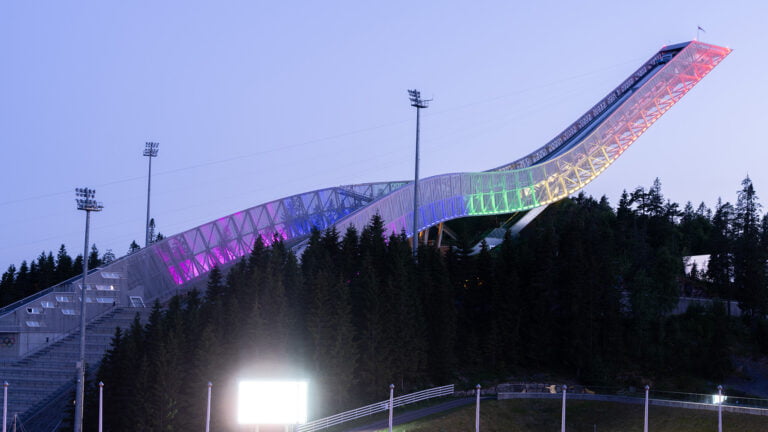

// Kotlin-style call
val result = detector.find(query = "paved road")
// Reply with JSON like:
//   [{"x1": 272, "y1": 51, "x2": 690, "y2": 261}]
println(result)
[{"x1": 344, "y1": 397, "x2": 491, "y2": 432}]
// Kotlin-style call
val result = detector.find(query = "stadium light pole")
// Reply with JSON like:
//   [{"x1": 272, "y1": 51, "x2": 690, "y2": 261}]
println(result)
[
  {"x1": 561, "y1": 385, "x2": 567, "y2": 432},
  {"x1": 74, "y1": 187, "x2": 103, "y2": 432},
  {"x1": 408, "y1": 89, "x2": 430, "y2": 258},
  {"x1": 475, "y1": 384, "x2": 481, "y2": 432},
  {"x1": 206, "y1": 382, "x2": 212, "y2": 432},
  {"x1": 3, "y1": 381, "x2": 7, "y2": 432},
  {"x1": 388, "y1": 383, "x2": 395, "y2": 432},
  {"x1": 643, "y1": 385, "x2": 649, "y2": 432},
  {"x1": 143, "y1": 142, "x2": 159, "y2": 247},
  {"x1": 717, "y1": 385, "x2": 723, "y2": 432},
  {"x1": 98, "y1": 381, "x2": 104, "y2": 432}
]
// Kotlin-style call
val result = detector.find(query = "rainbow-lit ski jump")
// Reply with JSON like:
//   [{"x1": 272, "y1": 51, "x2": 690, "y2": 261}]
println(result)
[
  {"x1": 0, "y1": 41, "x2": 731, "y2": 346},
  {"x1": 151, "y1": 41, "x2": 730, "y2": 287}
]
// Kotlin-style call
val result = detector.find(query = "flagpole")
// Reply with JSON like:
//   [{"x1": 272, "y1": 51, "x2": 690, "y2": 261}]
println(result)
[{"x1": 697, "y1": 26, "x2": 706, "y2": 41}]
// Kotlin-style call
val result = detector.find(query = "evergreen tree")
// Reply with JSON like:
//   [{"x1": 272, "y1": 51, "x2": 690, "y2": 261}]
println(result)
[
  {"x1": 148, "y1": 218, "x2": 156, "y2": 245},
  {"x1": 0, "y1": 265, "x2": 15, "y2": 305},
  {"x1": 680, "y1": 201, "x2": 713, "y2": 255},
  {"x1": 55, "y1": 244, "x2": 74, "y2": 280},
  {"x1": 16, "y1": 261, "x2": 30, "y2": 298},
  {"x1": 102, "y1": 249, "x2": 116, "y2": 265},
  {"x1": 494, "y1": 230, "x2": 521, "y2": 369},
  {"x1": 707, "y1": 199, "x2": 735, "y2": 300},
  {"x1": 733, "y1": 176, "x2": 766, "y2": 316},
  {"x1": 128, "y1": 240, "x2": 141, "y2": 254},
  {"x1": 88, "y1": 244, "x2": 101, "y2": 268},
  {"x1": 307, "y1": 270, "x2": 357, "y2": 414}
]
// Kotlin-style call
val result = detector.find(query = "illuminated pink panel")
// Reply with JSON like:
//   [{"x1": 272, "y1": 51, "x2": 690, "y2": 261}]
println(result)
[
  {"x1": 167, "y1": 237, "x2": 188, "y2": 261},
  {"x1": 251, "y1": 207, "x2": 271, "y2": 231},
  {"x1": 195, "y1": 253, "x2": 214, "y2": 273},
  {"x1": 231, "y1": 211, "x2": 252, "y2": 236},
  {"x1": 224, "y1": 216, "x2": 240, "y2": 239},
  {"x1": 265, "y1": 202, "x2": 280, "y2": 226},
  {"x1": 183, "y1": 231, "x2": 198, "y2": 254},
  {"x1": 241, "y1": 233, "x2": 256, "y2": 253},
  {"x1": 156, "y1": 247, "x2": 173, "y2": 264},
  {"x1": 200, "y1": 224, "x2": 218, "y2": 249},
  {"x1": 258, "y1": 230, "x2": 276, "y2": 246},
  {"x1": 168, "y1": 266, "x2": 184, "y2": 285},
  {"x1": 272, "y1": 224, "x2": 288, "y2": 241},
  {"x1": 179, "y1": 259, "x2": 199, "y2": 280},
  {"x1": 212, "y1": 218, "x2": 230, "y2": 243},
  {"x1": 210, "y1": 246, "x2": 234, "y2": 264},
  {"x1": 228, "y1": 240, "x2": 243, "y2": 257}
]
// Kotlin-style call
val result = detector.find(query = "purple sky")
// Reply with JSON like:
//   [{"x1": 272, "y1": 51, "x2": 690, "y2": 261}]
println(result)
[{"x1": 1, "y1": 1, "x2": 764, "y2": 268}]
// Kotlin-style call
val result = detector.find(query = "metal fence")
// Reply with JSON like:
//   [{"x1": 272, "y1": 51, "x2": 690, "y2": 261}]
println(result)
[
  {"x1": 496, "y1": 383, "x2": 768, "y2": 414},
  {"x1": 297, "y1": 384, "x2": 454, "y2": 432}
]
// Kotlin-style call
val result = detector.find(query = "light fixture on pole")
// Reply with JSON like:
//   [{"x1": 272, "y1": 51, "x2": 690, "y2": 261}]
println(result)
[
  {"x1": 475, "y1": 384, "x2": 481, "y2": 432},
  {"x1": 388, "y1": 383, "x2": 395, "y2": 432},
  {"x1": 3, "y1": 381, "x2": 7, "y2": 432},
  {"x1": 98, "y1": 381, "x2": 104, "y2": 432},
  {"x1": 143, "y1": 142, "x2": 159, "y2": 247},
  {"x1": 206, "y1": 382, "x2": 213, "y2": 432},
  {"x1": 717, "y1": 385, "x2": 723, "y2": 432},
  {"x1": 74, "y1": 187, "x2": 103, "y2": 432},
  {"x1": 561, "y1": 385, "x2": 567, "y2": 432},
  {"x1": 408, "y1": 89, "x2": 430, "y2": 258},
  {"x1": 643, "y1": 385, "x2": 649, "y2": 432}
]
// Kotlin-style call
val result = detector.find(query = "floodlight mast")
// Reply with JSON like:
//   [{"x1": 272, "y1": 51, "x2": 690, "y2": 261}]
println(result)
[
  {"x1": 408, "y1": 89, "x2": 430, "y2": 258},
  {"x1": 143, "y1": 142, "x2": 159, "y2": 247},
  {"x1": 74, "y1": 187, "x2": 103, "y2": 432}
]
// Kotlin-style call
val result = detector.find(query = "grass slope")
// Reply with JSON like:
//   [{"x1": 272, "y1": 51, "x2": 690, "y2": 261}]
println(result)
[{"x1": 387, "y1": 399, "x2": 768, "y2": 432}]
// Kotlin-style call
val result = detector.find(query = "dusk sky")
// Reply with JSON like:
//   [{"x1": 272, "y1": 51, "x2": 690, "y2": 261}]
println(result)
[{"x1": 1, "y1": 1, "x2": 764, "y2": 268}]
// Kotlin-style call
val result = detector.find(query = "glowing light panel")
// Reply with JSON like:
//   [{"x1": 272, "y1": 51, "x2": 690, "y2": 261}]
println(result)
[{"x1": 237, "y1": 380, "x2": 308, "y2": 425}]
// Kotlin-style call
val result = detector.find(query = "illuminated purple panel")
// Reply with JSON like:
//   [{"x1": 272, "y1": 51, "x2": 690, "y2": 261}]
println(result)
[
  {"x1": 200, "y1": 224, "x2": 218, "y2": 249},
  {"x1": 179, "y1": 259, "x2": 199, "y2": 281},
  {"x1": 227, "y1": 239, "x2": 243, "y2": 258},
  {"x1": 195, "y1": 253, "x2": 215, "y2": 273},
  {"x1": 231, "y1": 211, "x2": 252, "y2": 235},
  {"x1": 168, "y1": 266, "x2": 184, "y2": 285},
  {"x1": 183, "y1": 231, "x2": 202, "y2": 255},
  {"x1": 272, "y1": 224, "x2": 288, "y2": 240},
  {"x1": 187, "y1": 230, "x2": 207, "y2": 254},
  {"x1": 302, "y1": 194, "x2": 316, "y2": 210},
  {"x1": 167, "y1": 236, "x2": 189, "y2": 261},
  {"x1": 241, "y1": 233, "x2": 256, "y2": 253},
  {"x1": 223, "y1": 215, "x2": 240, "y2": 240},
  {"x1": 251, "y1": 207, "x2": 271, "y2": 231},
  {"x1": 210, "y1": 246, "x2": 233, "y2": 264},
  {"x1": 213, "y1": 216, "x2": 233, "y2": 240},
  {"x1": 265, "y1": 202, "x2": 281, "y2": 227},
  {"x1": 157, "y1": 246, "x2": 173, "y2": 264}
]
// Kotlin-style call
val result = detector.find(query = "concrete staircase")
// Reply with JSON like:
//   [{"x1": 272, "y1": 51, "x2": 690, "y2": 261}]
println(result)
[{"x1": 0, "y1": 307, "x2": 149, "y2": 430}]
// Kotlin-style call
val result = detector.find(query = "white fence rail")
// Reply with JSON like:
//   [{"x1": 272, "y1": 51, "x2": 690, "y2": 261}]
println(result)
[{"x1": 298, "y1": 384, "x2": 454, "y2": 432}]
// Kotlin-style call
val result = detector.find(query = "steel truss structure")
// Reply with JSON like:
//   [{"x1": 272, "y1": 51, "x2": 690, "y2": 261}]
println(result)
[
  {"x1": 0, "y1": 41, "x2": 730, "y2": 360},
  {"x1": 336, "y1": 41, "x2": 731, "y2": 237}
]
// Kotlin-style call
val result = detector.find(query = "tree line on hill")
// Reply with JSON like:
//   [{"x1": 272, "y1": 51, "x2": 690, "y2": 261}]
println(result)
[
  {"x1": 0, "y1": 245, "x2": 106, "y2": 307},
  {"x1": 74, "y1": 177, "x2": 768, "y2": 431}
]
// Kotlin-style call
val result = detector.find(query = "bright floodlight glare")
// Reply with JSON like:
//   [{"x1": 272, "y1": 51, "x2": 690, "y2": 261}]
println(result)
[
  {"x1": 237, "y1": 380, "x2": 308, "y2": 425},
  {"x1": 712, "y1": 394, "x2": 728, "y2": 404}
]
